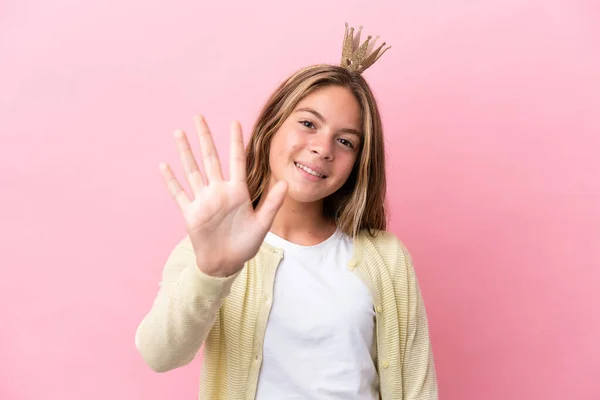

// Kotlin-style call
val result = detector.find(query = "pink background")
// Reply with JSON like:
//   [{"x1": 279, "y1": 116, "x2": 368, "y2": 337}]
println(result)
[{"x1": 1, "y1": 0, "x2": 599, "y2": 399}]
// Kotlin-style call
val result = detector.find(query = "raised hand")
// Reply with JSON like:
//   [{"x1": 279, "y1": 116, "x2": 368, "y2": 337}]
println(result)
[{"x1": 159, "y1": 116, "x2": 288, "y2": 277}]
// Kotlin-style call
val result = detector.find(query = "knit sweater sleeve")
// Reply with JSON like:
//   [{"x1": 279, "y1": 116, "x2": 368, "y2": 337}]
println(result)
[
  {"x1": 397, "y1": 240, "x2": 439, "y2": 400},
  {"x1": 135, "y1": 236, "x2": 240, "y2": 373}
]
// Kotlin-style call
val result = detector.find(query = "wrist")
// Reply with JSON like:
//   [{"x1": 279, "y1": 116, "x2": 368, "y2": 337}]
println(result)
[{"x1": 196, "y1": 260, "x2": 241, "y2": 278}]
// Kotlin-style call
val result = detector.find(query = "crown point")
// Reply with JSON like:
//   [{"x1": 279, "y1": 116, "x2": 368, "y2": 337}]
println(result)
[{"x1": 340, "y1": 23, "x2": 390, "y2": 74}]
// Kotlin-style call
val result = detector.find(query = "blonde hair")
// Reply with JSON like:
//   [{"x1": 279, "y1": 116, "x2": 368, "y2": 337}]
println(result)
[{"x1": 246, "y1": 64, "x2": 387, "y2": 238}]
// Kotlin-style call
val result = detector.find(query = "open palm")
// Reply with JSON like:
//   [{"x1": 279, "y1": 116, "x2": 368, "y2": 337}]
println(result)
[{"x1": 159, "y1": 116, "x2": 287, "y2": 277}]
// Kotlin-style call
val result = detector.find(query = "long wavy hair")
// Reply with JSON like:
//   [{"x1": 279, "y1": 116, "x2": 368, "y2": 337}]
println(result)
[{"x1": 245, "y1": 64, "x2": 387, "y2": 238}]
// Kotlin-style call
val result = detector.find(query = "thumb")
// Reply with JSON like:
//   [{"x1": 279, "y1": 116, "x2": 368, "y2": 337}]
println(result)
[{"x1": 256, "y1": 180, "x2": 288, "y2": 229}]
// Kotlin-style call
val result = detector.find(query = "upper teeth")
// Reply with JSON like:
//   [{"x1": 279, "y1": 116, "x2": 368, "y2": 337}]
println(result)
[{"x1": 295, "y1": 162, "x2": 325, "y2": 178}]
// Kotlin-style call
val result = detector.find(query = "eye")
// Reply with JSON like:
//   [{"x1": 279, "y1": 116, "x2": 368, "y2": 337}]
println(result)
[
  {"x1": 338, "y1": 138, "x2": 355, "y2": 149},
  {"x1": 299, "y1": 120, "x2": 316, "y2": 129}
]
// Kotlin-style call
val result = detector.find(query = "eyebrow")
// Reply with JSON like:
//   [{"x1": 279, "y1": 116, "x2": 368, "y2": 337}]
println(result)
[{"x1": 295, "y1": 107, "x2": 363, "y2": 137}]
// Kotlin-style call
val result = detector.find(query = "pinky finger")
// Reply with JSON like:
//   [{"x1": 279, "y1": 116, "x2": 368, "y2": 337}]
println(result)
[{"x1": 159, "y1": 162, "x2": 190, "y2": 210}]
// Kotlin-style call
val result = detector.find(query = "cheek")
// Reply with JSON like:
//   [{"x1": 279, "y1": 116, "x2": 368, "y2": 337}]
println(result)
[
  {"x1": 336, "y1": 154, "x2": 358, "y2": 178},
  {"x1": 269, "y1": 132, "x2": 286, "y2": 159},
  {"x1": 269, "y1": 130, "x2": 299, "y2": 172},
  {"x1": 273, "y1": 128, "x2": 304, "y2": 158}
]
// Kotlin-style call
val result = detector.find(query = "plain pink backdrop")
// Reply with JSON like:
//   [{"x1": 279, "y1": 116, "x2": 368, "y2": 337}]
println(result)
[{"x1": 1, "y1": 0, "x2": 599, "y2": 399}]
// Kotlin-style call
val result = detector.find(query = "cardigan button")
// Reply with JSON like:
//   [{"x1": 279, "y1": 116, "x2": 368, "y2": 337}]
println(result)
[
  {"x1": 376, "y1": 305, "x2": 383, "y2": 313},
  {"x1": 348, "y1": 260, "x2": 356, "y2": 270},
  {"x1": 382, "y1": 360, "x2": 389, "y2": 369}
]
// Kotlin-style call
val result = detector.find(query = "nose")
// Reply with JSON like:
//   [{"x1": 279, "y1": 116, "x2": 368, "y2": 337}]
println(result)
[{"x1": 309, "y1": 135, "x2": 334, "y2": 161}]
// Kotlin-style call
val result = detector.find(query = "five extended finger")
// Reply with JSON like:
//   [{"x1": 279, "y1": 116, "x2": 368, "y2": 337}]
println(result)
[
  {"x1": 174, "y1": 129, "x2": 205, "y2": 194},
  {"x1": 194, "y1": 115, "x2": 224, "y2": 183},
  {"x1": 159, "y1": 161, "x2": 190, "y2": 210},
  {"x1": 229, "y1": 121, "x2": 247, "y2": 183},
  {"x1": 256, "y1": 180, "x2": 288, "y2": 229}
]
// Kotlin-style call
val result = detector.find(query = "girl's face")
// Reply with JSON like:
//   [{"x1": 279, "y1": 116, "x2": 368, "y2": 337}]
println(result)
[{"x1": 268, "y1": 85, "x2": 362, "y2": 205}]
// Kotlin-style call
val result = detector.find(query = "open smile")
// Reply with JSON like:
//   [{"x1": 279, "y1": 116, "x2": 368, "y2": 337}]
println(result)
[{"x1": 294, "y1": 162, "x2": 327, "y2": 179}]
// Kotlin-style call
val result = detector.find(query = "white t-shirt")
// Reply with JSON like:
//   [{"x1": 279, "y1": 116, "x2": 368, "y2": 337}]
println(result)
[{"x1": 255, "y1": 229, "x2": 379, "y2": 399}]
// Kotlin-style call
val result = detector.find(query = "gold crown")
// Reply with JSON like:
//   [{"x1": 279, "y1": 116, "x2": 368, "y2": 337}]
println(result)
[{"x1": 340, "y1": 22, "x2": 391, "y2": 74}]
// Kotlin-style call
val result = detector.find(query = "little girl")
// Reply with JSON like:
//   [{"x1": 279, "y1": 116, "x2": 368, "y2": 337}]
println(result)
[{"x1": 136, "y1": 24, "x2": 438, "y2": 400}]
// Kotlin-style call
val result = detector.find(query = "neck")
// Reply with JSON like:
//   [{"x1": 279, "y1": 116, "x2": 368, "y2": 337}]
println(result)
[{"x1": 257, "y1": 190, "x2": 336, "y2": 246}]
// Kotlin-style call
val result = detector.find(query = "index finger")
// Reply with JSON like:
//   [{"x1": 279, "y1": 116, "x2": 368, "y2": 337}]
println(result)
[{"x1": 229, "y1": 121, "x2": 247, "y2": 183}]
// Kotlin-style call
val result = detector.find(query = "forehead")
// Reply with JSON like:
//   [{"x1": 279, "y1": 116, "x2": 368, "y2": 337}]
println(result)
[{"x1": 294, "y1": 86, "x2": 362, "y2": 127}]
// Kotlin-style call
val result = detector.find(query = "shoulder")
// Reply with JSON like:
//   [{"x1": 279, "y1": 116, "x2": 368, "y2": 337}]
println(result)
[
  {"x1": 357, "y1": 229, "x2": 415, "y2": 277},
  {"x1": 359, "y1": 229, "x2": 412, "y2": 261}
]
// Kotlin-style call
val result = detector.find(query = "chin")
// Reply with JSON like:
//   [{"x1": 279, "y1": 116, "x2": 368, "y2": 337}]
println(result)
[
  {"x1": 285, "y1": 181, "x2": 344, "y2": 204},
  {"x1": 285, "y1": 188, "x2": 327, "y2": 204}
]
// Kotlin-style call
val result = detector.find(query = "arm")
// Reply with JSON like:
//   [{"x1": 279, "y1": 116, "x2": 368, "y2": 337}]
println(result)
[
  {"x1": 135, "y1": 236, "x2": 241, "y2": 372},
  {"x1": 401, "y1": 244, "x2": 439, "y2": 399},
  {"x1": 135, "y1": 116, "x2": 286, "y2": 372}
]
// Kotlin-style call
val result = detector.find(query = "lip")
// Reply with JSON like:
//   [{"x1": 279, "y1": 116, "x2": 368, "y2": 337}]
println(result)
[{"x1": 294, "y1": 161, "x2": 328, "y2": 178}]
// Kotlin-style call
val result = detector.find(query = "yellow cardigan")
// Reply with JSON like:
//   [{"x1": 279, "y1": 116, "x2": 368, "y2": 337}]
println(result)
[{"x1": 135, "y1": 230, "x2": 438, "y2": 399}]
